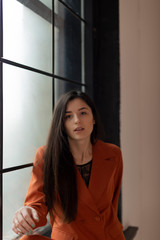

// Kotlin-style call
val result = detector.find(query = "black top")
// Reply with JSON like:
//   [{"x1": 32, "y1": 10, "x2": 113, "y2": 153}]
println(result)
[{"x1": 76, "y1": 160, "x2": 92, "y2": 187}]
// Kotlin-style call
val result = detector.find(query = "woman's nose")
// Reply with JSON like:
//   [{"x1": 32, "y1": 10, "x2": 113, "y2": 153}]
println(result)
[{"x1": 74, "y1": 115, "x2": 80, "y2": 123}]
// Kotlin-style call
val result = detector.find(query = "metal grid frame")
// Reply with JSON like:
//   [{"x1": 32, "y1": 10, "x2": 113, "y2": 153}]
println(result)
[{"x1": 0, "y1": 0, "x2": 91, "y2": 238}]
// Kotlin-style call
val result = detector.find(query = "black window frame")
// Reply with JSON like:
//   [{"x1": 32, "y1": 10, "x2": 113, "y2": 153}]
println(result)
[{"x1": 0, "y1": 0, "x2": 93, "y2": 238}]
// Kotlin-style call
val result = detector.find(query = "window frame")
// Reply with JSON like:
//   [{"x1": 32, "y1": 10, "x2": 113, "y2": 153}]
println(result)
[{"x1": 0, "y1": 0, "x2": 93, "y2": 238}]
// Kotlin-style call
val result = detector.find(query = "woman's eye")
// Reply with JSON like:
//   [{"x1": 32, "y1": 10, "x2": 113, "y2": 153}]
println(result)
[
  {"x1": 81, "y1": 111, "x2": 86, "y2": 115},
  {"x1": 65, "y1": 115, "x2": 71, "y2": 119}
]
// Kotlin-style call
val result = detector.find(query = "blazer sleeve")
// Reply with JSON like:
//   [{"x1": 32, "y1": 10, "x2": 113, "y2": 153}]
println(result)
[
  {"x1": 112, "y1": 147, "x2": 123, "y2": 214},
  {"x1": 24, "y1": 146, "x2": 48, "y2": 228}
]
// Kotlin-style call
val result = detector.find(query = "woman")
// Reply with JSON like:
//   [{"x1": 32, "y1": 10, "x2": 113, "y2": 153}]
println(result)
[{"x1": 12, "y1": 90, "x2": 125, "y2": 240}]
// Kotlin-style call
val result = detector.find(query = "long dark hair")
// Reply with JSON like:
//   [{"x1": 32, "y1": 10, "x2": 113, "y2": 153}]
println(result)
[{"x1": 44, "y1": 90, "x2": 102, "y2": 223}]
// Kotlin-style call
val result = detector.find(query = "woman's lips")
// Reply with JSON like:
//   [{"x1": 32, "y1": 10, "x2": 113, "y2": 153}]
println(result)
[{"x1": 74, "y1": 127, "x2": 84, "y2": 132}]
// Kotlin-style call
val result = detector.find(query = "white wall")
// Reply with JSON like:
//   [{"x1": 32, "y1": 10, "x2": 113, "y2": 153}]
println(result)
[{"x1": 120, "y1": 0, "x2": 160, "y2": 239}]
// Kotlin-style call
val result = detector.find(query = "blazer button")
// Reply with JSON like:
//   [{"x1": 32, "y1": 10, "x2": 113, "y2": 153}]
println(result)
[{"x1": 94, "y1": 215, "x2": 101, "y2": 222}]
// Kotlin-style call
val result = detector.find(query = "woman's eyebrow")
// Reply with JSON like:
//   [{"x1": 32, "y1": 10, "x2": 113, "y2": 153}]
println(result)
[
  {"x1": 65, "y1": 110, "x2": 72, "y2": 113},
  {"x1": 65, "y1": 107, "x2": 89, "y2": 113},
  {"x1": 78, "y1": 107, "x2": 89, "y2": 111}
]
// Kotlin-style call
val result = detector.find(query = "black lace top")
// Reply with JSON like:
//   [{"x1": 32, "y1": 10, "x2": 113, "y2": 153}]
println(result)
[{"x1": 76, "y1": 160, "x2": 92, "y2": 187}]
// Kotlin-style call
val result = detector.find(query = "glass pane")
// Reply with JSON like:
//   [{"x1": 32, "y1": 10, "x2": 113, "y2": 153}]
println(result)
[
  {"x1": 54, "y1": 0, "x2": 82, "y2": 83},
  {"x1": 3, "y1": 64, "x2": 52, "y2": 169},
  {"x1": 3, "y1": 0, "x2": 52, "y2": 72},
  {"x1": 39, "y1": 0, "x2": 52, "y2": 9},
  {"x1": 3, "y1": 167, "x2": 33, "y2": 239},
  {"x1": 54, "y1": 78, "x2": 82, "y2": 102},
  {"x1": 63, "y1": 0, "x2": 81, "y2": 16}
]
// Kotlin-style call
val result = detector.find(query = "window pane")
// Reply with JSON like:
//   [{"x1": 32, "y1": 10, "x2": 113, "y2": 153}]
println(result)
[
  {"x1": 54, "y1": 78, "x2": 82, "y2": 102},
  {"x1": 3, "y1": 167, "x2": 33, "y2": 239},
  {"x1": 62, "y1": 0, "x2": 81, "y2": 16},
  {"x1": 39, "y1": 0, "x2": 52, "y2": 9},
  {"x1": 3, "y1": 64, "x2": 52, "y2": 169},
  {"x1": 54, "y1": 0, "x2": 82, "y2": 83},
  {"x1": 3, "y1": 0, "x2": 52, "y2": 72}
]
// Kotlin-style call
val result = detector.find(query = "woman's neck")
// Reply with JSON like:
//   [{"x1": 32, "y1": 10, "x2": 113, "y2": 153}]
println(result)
[{"x1": 69, "y1": 139, "x2": 93, "y2": 165}]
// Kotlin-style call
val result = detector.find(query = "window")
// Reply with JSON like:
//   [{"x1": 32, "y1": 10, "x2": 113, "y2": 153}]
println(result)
[{"x1": 0, "y1": 0, "x2": 92, "y2": 239}]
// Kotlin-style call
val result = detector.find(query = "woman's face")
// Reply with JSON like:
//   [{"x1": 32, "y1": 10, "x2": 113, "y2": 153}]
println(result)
[{"x1": 64, "y1": 98, "x2": 95, "y2": 143}]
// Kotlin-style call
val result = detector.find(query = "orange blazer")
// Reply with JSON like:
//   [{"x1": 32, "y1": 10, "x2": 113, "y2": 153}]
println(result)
[{"x1": 24, "y1": 140, "x2": 125, "y2": 240}]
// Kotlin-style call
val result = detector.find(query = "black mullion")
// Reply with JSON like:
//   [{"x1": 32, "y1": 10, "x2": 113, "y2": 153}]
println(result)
[
  {"x1": 0, "y1": 58, "x2": 87, "y2": 87},
  {"x1": 52, "y1": 0, "x2": 55, "y2": 110},
  {"x1": 0, "y1": 0, "x2": 3, "y2": 237},
  {"x1": 58, "y1": 0, "x2": 86, "y2": 23},
  {"x1": 0, "y1": 57, "x2": 53, "y2": 77},
  {"x1": 0, "y1": 163, "x2": 33, "y2": 174},
  {"x1": 84, "y1": 0, "x2": 93, "y2": 98}
]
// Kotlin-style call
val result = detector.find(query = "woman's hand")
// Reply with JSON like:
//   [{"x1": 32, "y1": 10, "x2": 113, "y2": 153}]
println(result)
[{"x1": 12, "y1": 206, "x2": 39, "y2": 236}]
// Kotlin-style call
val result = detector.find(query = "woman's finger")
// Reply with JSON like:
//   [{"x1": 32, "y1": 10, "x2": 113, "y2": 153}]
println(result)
[
  {"x1": 12, "y1": 221, "x2": 21, "y2": 235},
  {"x1": 12, "y1": 207, "x2": 34, "y2": 235},
  {"x1": 30, "y1": 207, "x2": 39, "y2": 222},
  {"x1": 19, "y1": 212, "x2": 33, "y2": 232},
  {"x1": 21, "y1": 206, "x2": 39, "y2": 228},
  {"x1": 12, "y1": 217, "x2": 27, "y2": 235}
]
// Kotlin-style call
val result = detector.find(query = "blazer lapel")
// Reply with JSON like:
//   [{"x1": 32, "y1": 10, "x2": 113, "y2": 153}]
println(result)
[
  {"x1": 89, "y1": 140, "x2": 117, "y2": 204},
  {"x1": 76, "y1": 140, "x2": 117, "y2": 213},
  {"x1": 76, "y1": 168, "x2": 100, "y2": 214}
]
